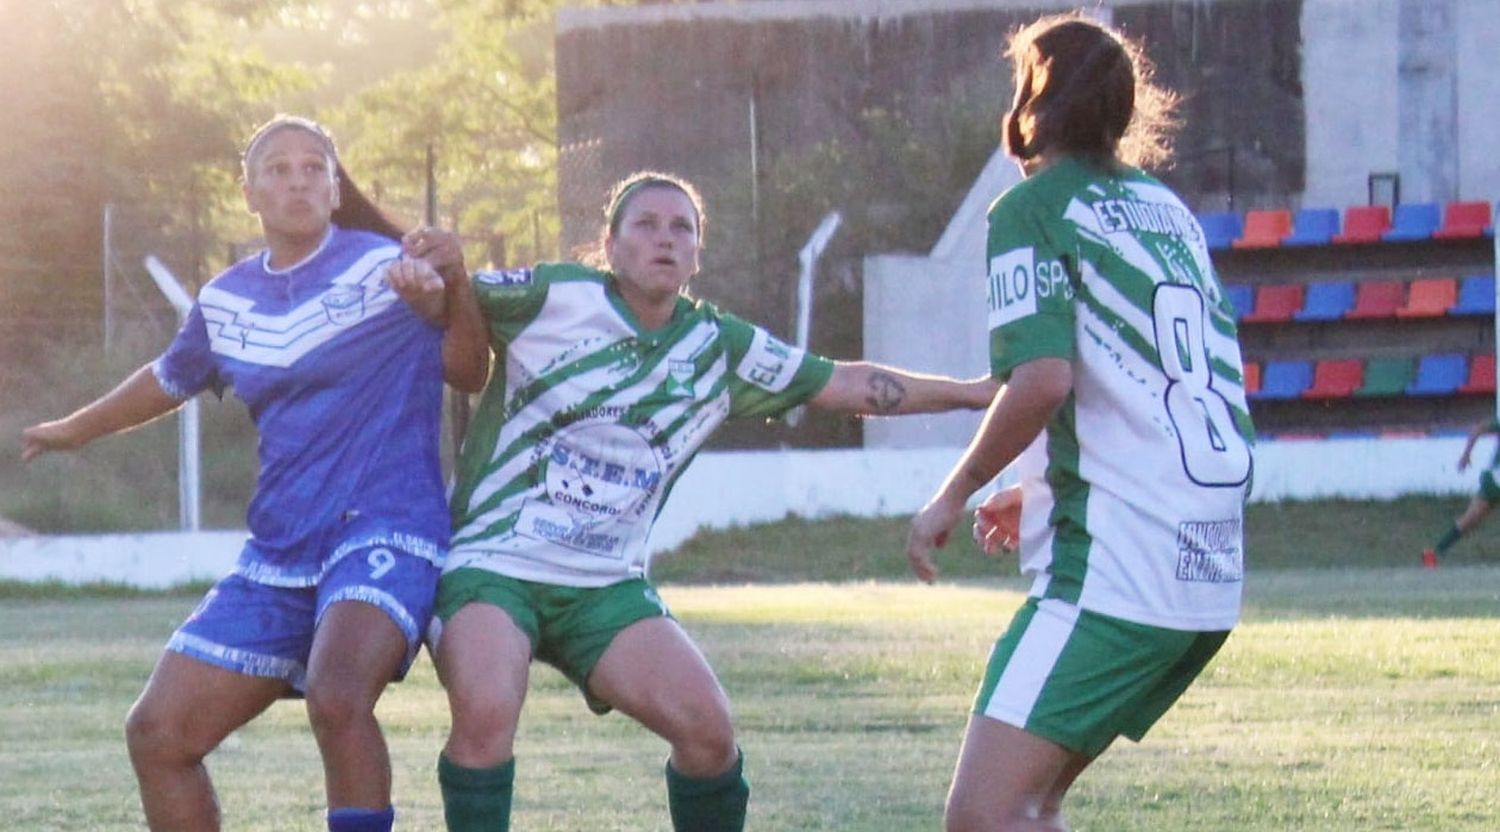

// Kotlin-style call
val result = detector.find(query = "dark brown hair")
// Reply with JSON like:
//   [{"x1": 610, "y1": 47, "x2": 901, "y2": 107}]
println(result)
[{"x1": 1003, "y1": 13, "x2": 1179, "y2": 170}]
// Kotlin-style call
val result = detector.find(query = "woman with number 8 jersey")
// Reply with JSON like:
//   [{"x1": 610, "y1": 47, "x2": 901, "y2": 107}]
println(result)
[
  {"x1": 19, "y1": 115, "x2": 488, "y2": 832},
  {"x1": 904, "y1": 13, "x2": 1254, "y2": 832}
]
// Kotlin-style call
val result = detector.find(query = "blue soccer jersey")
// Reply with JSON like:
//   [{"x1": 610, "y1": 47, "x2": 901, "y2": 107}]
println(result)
[{"x1": 154, "y1": 226, "x2": 449, "y2": 586}]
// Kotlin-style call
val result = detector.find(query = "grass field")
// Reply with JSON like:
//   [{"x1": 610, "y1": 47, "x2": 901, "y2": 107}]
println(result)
[{"x1": 4, "y1": 506, "x2": 1499, "y2": 831}]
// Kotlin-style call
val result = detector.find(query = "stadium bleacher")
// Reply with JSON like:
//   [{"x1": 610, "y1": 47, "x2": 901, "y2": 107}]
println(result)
[
  {"x1": 1294, "y1": 280, "x2": 1355, "y2": 322},
  {"x1": 1203, "y1": 200, "x2": 1494, "y2": 437},
  {"x1": 1382, "y1": 202, "x2": 1442, "y2": 243},
  {"x1": 1282, "y1": 207, "x2": 1341, "y2": 246}
]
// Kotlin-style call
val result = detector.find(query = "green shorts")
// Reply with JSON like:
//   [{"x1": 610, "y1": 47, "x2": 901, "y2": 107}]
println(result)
[
  {"x1": 434, "y1": 568, "x2": 671, "y2": 714},
  {"x1": 973, "y1": 597, "x2": 1229, "y2": 758},
  {"x1": 1479, "y1": 469, "x2": 1500, "y2": 502}
]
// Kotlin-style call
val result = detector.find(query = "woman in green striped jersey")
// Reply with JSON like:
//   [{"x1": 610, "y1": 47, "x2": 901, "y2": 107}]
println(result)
[
  {"x1": 906, "y1": 13, "x2": 1254, "y2": 831},
  {"x1": 408, "y1": 172, "x2": 998, "y2": 832}
]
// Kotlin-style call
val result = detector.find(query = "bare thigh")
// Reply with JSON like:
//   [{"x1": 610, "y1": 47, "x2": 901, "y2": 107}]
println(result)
[
  {"x1": 434, "y1": 602, "x2": 533, "y2": 767},
  {"x1": 587, "y1": 617, "x2": 737, "y2": 776},
  {"x1": 128, "y1": 650, "x2": 289, "y2": 759},
  {"x1": 944, "y1": 714, "x2": 1091, "y2": 832}
]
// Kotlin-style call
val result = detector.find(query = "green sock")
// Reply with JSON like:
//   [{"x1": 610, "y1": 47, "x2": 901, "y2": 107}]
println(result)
[
  {"x1": 1435, "y1": 525, "x2": 1462, "y2": 555},
  {"x1": 438, "y1": 753, "x2": 514, "y2": 832},
  {"x1": 665, "y1": 749, "x2": 748, "y2": 832}
]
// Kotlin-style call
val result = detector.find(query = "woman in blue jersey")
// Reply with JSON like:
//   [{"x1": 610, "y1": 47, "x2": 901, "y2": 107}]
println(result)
[
  {"x1": 21, "y1": 115, "x2": 488, "y2": 832},
  {"x1": 905, "y1": 14, "x2": 1254, "y2": 831},
  {"x1": 404, "y1": 172, "x2": 997, "y2": 832}
]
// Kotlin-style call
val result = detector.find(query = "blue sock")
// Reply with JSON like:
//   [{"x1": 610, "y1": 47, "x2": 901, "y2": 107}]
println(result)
[{"x1": 327, "y1": 805, "x2": 395, "y2": 832}]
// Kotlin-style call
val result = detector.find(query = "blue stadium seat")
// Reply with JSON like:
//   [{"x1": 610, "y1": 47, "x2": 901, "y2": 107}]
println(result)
[
  {"x1": 1405, "y1": 353, "x2": 1467, "y2": 396},
  {"x1": 1254, "y1": 360, "x2": 1313, "y2": 400},
  {"x1": 1224, "y1": 284, "x2": 1254, "y2": 321},
  {"x1": 1452, "y1": 274, "x2": 1496, "y2": 316},
  {"x1": 1198, "y1": 211, "x2": 1242, "y2": 250},
  {"x1": 1294, "y1": 280, "x2": 1355, "y2": 321},
  {"x1": 1282, "y1": 207, "x2": 1341, "y2": 246},
  {"x1": 1381, "y1": 202, "x2": 1442, "y2": 242}
]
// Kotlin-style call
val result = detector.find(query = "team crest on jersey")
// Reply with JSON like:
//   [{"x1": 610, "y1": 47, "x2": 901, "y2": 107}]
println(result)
[
  {"x1": 475, "y1": 268, "x2": 534, "y2": 287},
  {"x1": 665, "y1": 359, "x2": 695, "y2": 397},
  {"x1": 321, "y1": 285, "x2": 366, "y2": 325}
]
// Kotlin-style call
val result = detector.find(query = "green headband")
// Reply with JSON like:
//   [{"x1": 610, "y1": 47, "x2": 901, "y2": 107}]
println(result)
[
  {"x1": 607, "y1": 179, "x2": 656, "y2": 231},
  {"x1": 607, "y1": 178, "x2": 700, "y2": 233}
]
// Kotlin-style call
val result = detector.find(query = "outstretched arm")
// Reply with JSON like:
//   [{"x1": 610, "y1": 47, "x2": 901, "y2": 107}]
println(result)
[
  {"x1": 905, "y1": 357, "x2": 1071, "y2": 582},
  {"x1": 808, "y1": 361, "x2": 997, "y2": 416},
  {"x1": 21, "y1": 365, "x2": 182, "y2": 462}
]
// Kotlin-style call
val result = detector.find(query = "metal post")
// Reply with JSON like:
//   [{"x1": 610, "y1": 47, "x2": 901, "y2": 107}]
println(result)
[
  {"x1": 102, "y1": 203, "x2": 114, "y2": 351},
  {"x1": 144, "y1": 256, "x2": 200, "y2": 531},
  {"x1": 785, "y1": 212, "x2": 842, "y2": 428}
]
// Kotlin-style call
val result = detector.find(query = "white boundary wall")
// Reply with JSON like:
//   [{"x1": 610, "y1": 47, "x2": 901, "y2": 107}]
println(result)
[{"x1": 1, "y1": 435, "x2": 1483, "y2": 588}]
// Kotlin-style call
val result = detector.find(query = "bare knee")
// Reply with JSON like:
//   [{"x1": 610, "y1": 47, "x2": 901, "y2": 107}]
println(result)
[
  {"x1": 445, "y1": 689, "x2": 524, "y2": 766},
  {"x1": 945, "y1": 797, "x2": 1066, "y2": 832},
  {"x1": 664, "y1": 694, "x2": 737, "y2": 776},
  {"x1": 126, "y1": 698, "x2": 199, "y2": 767},
  {"x1": 304, "y1": 680, "x2": 378, "y2": 740}
]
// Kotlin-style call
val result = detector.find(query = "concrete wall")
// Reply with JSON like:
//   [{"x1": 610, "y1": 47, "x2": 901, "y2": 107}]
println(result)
[
  {"x1": 1, "y1": 436, "x2": 1484, "y2": 588},
  {"x1": 1303, "y1": 0, "x2": 1500, "y2": 207},
  {"x1": 863, "y1": 148, "x2": 1020, "y2": 448}
]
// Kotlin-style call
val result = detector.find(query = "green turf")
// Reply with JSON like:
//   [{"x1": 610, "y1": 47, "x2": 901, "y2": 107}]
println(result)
[
  {"x1": 3, "y1": 557, "x2": 1498, "y2": 829},
  {"x1": 651, "y1": 495, "x2": 1478, "y2": 584}
]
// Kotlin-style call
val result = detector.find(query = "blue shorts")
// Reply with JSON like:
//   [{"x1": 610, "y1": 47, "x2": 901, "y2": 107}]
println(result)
[{"x1": 166, "y1": 544, "x2": 440, "y2": 694}]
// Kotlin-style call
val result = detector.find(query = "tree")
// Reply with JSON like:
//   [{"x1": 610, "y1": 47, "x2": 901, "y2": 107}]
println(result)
[{"x1": 0, "y1": 0, "x2": 314, "y2": 357}]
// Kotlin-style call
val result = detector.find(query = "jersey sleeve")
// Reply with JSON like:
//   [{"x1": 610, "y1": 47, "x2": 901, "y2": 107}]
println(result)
[
  {"x1": 717, "y1": 312, "x2": 834, "y2": 419},
  {"x1": 151, "y1": 304, "x2": 223, "y2": 400},
  {"x1": 471, "y1": 267, "x2": 549, "y2": 343},
  {"x1": 985, "y1": 189, "x2": 1078, "y2": 382}
]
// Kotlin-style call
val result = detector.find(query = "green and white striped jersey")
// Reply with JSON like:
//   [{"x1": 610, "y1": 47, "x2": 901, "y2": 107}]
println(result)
[
  {"x1": 987, "y1": 158, "x2": 1255, "y2": 631},
  {"x1": 447, "y1": 263, "x2": 833, "y2": 587}
]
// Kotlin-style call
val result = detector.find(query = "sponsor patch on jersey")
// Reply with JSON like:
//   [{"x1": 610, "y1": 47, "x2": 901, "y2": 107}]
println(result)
[
  {"x1": 1174, "y1": 518, "x2": 1243, "y2": 583},
  {"x1": 735, "y1": 327, "x2": 804, "y2": 393},
  {"x1": 474, "y1": 268, "x2": 534, "y2": 287},
  {"x1": 988, "y1": 247, "x2": 1038, "y2": 328}
]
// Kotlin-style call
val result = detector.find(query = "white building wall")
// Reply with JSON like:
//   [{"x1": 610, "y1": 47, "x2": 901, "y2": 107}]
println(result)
[
  {"x1": 1302, "y1": 0, "x2": 1400, "y2": 208},
  {"x1": 1455, "y1": 0, "x2": 1500, "y2": 201},
  {"x1": 863, "y1": 148, "x2": 1020, "y2": 448}
]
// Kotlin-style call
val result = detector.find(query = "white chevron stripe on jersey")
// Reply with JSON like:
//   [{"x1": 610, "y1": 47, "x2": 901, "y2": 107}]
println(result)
[
  {"x1": 1066, "y1": 196, "x2": 1172, "y2": 289},
  {"x1": 199, "y1": 245, "x2": 400, "y2": 368},
  {"x1": 1079, "y1": 257, "x2": 1154, "y2": 347},
  {"x1": 462, "y1": 316, "x2": 727, "y2": 521}
]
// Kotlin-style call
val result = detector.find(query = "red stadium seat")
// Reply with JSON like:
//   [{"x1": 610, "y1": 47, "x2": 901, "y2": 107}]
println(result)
[
  {"x1": 1460, "y1": 354, "x2": 1496, "y2": 395},
  {"x1": 1432, "y1": 200, "x2": 1493, "y2": 239},
  {"x1": 1302, "y1": 359, "x2": 1364, "y2": 399},
  {"x1": 1243, "y1": 360, "x2": 1261, "y2": 395},
  {"x1": 1232, "y1": 209, "x2": 1293, "y2": 248},
  {"x1": 1240, "y1": 284, "x2": 1304, "y2": 323},
  {"x1": 1345, "y1": 279, "x2": 1405, "y2": 319},
  {"x1": 1395, "y1": 277, "x2": 1458, "y2": 318},
  {"x1": 1332, "y1": 205, "x2": 1391, "y2": 244}
]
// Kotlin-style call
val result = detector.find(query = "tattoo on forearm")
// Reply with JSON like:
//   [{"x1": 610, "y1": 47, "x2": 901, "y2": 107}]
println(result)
[{"x1": 865, "y1": 371, "x2": 907, "y2": 413}]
